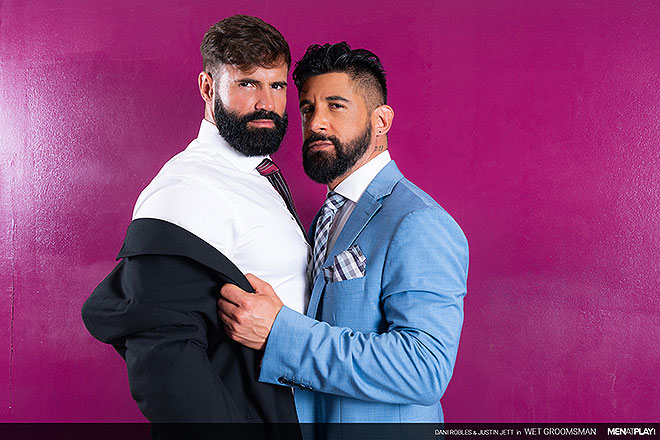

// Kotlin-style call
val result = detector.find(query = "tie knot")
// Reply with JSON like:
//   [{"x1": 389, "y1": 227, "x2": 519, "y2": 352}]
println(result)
[
  {"x1": 256, "y1": 158, "x2": 279, "y2": 176},
  {"x1": 324, "y1": 191, "x2": 346, "y2": 212}
]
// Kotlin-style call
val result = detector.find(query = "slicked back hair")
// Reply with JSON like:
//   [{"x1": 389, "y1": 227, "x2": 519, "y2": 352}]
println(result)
[
  {"x1": 201, "y1": 15, "x2": 291, "y2": 77},
  {"x1": 292, "y1": 42, "x2": 387, "y2": 111}
]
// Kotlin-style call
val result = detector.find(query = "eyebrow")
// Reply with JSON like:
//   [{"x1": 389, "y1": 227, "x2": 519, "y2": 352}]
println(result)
[
  {"x1": 233, "y1": 78, "x2": 259, "y2": 86},
  {"x1": 326, "y1": 95, "x2": 350, "y2": 102},
  {"x1": 299, "y1": 95, "x2": 350, "y2": 108}
]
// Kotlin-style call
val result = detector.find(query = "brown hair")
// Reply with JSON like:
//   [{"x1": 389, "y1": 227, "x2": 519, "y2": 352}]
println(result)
[{"x1": 200, "y1": 15, "x2": 291, "y2": 76}]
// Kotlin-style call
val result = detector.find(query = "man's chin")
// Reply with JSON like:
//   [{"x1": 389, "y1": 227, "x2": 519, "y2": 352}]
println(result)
[
  {"x1": 304, "y1": 149, "x2": 336, "y2": 163},
  {"x1": 303, "y1": 160, "x2": 339, "y2": 184}
]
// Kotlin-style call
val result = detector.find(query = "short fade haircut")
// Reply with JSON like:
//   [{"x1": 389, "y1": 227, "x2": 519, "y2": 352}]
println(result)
[
  {"x1": 200, "y1": 15, "x2": 291, "y2": 76},
  {"x1": 292, "y1": 42, "x2": 387, "y2": 111}
]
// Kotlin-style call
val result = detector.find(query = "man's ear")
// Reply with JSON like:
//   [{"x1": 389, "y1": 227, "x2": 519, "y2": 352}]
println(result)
[
  {"x1": 198, "y1": 71, "x2": 214, "y2": 104},
  {"x1": 373, "y1": 105, "x2": 394, "y2": 137}
]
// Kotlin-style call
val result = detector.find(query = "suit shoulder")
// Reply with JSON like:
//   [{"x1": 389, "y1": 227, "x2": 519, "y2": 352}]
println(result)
[
  {"x1": 384, "y1": 177, "x2": 467, "y2": 243},
  {"x1": 387, "y1": 177, "x2": 446, "y2": 214}
]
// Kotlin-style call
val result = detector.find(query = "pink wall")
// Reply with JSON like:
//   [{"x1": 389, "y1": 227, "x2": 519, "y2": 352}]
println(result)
[{"x1": 1, "y1": 0, "x2": 659, "y2": 422}]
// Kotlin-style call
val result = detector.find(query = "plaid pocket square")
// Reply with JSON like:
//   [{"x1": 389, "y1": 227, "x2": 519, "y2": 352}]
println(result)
[{"x1": 323, "y1": 245, "x2": 367, "y2": 283}]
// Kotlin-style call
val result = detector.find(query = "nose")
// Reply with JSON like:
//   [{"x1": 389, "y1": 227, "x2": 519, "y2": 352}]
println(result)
[
  {"x1": 255, "y1": 88, "x2": 275, "y2": 112},
  {"x1": 306, "y1": 109, "x2": 328, "y2": 135}
]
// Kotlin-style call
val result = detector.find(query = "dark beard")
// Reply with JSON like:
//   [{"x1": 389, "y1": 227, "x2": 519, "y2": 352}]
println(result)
[
  {"x1": 213, "y1": 98, "x2": 288, "y2": 156},
  {"x1": 302, "y1": 125, "x2": 371, "y2": 185}
]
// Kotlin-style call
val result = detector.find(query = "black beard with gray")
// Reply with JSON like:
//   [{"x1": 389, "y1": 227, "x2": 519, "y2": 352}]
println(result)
[
  {"x1": 302, "y1": 125, "x2": 371, "y2": 185},
  {"x1": 213, "y1": 98, "x2": 288, "y2": 156}
]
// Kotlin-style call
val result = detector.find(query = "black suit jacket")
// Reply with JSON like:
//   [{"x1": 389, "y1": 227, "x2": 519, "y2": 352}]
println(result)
[{"x1": 82, "y1": 218, "x2": 300, "y2": 438}]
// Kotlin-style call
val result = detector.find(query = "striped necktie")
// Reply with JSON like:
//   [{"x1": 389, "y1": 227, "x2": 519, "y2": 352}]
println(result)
[
  {"x1": 309, "y1": 191, "x2": 346, "y2": 283},
  {"x1": 256, "y1": 158, "x2": 309, "y2": 243}
]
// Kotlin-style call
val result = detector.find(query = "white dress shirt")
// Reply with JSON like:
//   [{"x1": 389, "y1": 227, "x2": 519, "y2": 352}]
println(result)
[
  {"x1": 325, "y1": 151, "x2": 392, "y2": 254},
  {"x1": 133, "y1": 119, "x2": 310, "y2": 313}
]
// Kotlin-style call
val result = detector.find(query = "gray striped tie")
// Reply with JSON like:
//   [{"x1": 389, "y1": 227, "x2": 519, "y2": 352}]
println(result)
[{"x1": 310, "y1": 191, "x2": 346, "y2": 283}]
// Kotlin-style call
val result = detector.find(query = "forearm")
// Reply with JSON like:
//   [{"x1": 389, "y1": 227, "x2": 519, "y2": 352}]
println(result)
[{"x1": 260, "y1": 299, "x2": 463, "y2": 406}]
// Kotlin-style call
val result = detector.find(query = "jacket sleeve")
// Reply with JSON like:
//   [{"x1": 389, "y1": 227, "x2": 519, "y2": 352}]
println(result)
[
  {"x1": 259, "y1": 207, "x2": 469, "y2": 405},
  {"x1": 82, "y1": 253, "x2": 249, "y2": 422}
]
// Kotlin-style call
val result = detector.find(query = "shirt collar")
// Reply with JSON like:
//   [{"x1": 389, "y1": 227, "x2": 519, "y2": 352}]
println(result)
[
  {"x1": 331, "y1": 151, "x2": 392, "y2": 203},
  {"x1": 195, "y1": 119, "x2": 270, "y2": 173}
]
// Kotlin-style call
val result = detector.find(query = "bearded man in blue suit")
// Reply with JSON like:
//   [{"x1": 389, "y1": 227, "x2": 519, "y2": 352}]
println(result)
[{"x1": 219, "y1": 42, "x2": 468, "y2": 431}]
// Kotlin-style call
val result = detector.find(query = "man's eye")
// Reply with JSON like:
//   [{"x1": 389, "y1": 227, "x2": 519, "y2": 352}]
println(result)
[
  {"x1": 239, "y1": 82, "x2": 254, "y2": 88},
  {"x1": 330, "y1": 103, "x2": 344, "y2": 109},
  {"x1": 301, "y1": 107, "x2": 313, "y2": 115},
  {"x1": 272, "y1": 84, "x2": 286, "y2": 90}
]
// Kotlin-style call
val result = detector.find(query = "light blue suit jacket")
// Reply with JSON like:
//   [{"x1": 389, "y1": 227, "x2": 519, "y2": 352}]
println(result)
[{"x1": 259, "y1": 161, "x2": 468, "y2": 426}]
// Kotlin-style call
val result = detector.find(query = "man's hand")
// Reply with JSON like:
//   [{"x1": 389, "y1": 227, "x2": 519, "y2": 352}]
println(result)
[{"x1": 218, "y1": 274, "x2": 283, "y2": 350}]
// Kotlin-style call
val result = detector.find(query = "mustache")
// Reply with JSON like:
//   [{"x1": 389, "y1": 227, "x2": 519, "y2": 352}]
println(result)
[
  {"x1": 245, "y1": 110, "x2": 282, "y2": 123},
  {"x1": 303, "y1": 133, "x2": 340, "y2": 151}
]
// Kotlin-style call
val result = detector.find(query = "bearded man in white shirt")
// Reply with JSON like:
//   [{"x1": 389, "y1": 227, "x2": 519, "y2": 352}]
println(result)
[{"x1": 82, "y1": 15, "x2": 308, "y2": 436}]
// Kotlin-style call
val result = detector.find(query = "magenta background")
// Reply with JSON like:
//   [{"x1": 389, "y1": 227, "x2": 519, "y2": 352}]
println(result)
[{"x1": 1, "y1": 0, "x2": 659, "y2": 422}]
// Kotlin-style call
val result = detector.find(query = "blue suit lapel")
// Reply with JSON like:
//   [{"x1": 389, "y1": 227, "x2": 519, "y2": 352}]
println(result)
[{"x1": 305, "y1": 160, "x2": 405, "y2": 318}]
